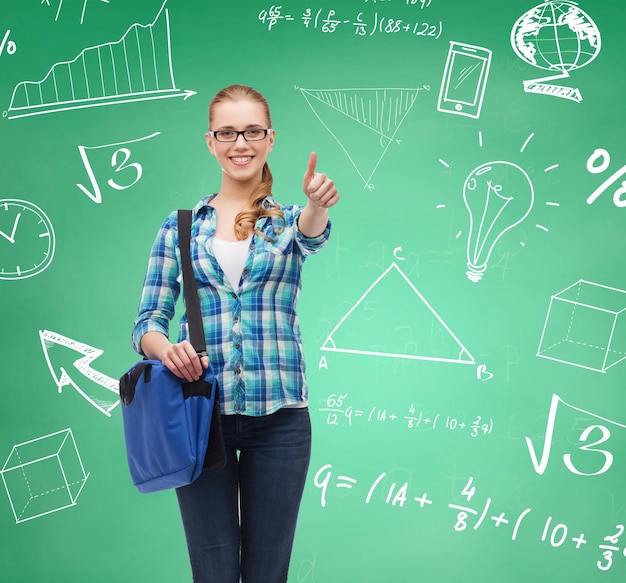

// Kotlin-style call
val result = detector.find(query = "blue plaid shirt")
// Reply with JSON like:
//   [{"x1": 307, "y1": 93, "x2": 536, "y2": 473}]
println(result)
[{"x1": 132, "y1": 194, "x2": 331, "y2": 416}]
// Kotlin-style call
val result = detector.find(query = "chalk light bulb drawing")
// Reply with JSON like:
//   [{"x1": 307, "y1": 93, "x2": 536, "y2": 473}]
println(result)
[{"x1": 463, "y1": 161, "x2": 534, "y2": 282}]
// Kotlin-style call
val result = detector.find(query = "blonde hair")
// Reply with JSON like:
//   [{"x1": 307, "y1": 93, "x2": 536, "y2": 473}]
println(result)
[{"x1": 208, "y1": 84, "x2": 285, "y2": 241}]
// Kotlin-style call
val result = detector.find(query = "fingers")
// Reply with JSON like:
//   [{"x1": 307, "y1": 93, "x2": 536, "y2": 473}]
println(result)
[
  {"x1": 160, "y1": 340, "x2": 205, "y2": 382},
  {"x1": 306, "y1": 172, "x2": 340, "y2": 208},
  {"x1": 302, "y1": 151, "x2": 317, "y2": 194},
  {"x1": 305, "y1": 151, "x2": 317, "y2": 178},
  {"x1": 302, "y1": 152, "x2": 339, "y2": 208}
]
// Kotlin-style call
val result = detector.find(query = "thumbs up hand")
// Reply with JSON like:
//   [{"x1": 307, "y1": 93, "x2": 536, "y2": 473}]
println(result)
[{"x1": 302, "y1": 152, "x2": 340, "y2": 209}]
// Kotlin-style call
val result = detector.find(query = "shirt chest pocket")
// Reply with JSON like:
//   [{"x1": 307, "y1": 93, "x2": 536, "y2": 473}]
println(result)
[
  {"x1": 256, "y1": 220, "x2": 295, "y2": 256},
  {"x1": 190, "y1": 235, "x2": 218, "y2": 284}
]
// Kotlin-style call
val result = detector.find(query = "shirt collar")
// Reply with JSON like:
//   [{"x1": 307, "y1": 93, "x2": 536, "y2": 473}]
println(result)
[{"x1": 192, "y1": 194, "x2": 276, "y2": 217}]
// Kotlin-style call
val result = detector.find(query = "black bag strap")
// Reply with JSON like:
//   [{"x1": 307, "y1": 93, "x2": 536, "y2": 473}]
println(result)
[
  {"x1": 178, "y1": 209, "x2": 206, "y2": 355},
  {"x1": 119, "y1": 361, "x2": 152, "y2": 405}
]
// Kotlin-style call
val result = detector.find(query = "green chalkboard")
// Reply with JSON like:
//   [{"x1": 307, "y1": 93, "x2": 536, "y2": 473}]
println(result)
[{"x1": 1, "y1": 0, "x2": 625, "y2": 581}]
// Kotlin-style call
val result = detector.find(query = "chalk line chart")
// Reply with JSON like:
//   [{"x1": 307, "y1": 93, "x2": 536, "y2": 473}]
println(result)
[
  {"x1": 43, "y1": 0, "x2": 110, "y2": 25},
  {"x1": 298, "y1": 86, "x2": 430, "y2": 190},
  {"x1": 321, "y1": 261, "x2": 475, "y2": 365},
  {"x1": 4, "y1": 1, "x2": 195, "y2": 119},
  {"x1": 39, "y1": 330, "x2": 120, "y2": 416}
]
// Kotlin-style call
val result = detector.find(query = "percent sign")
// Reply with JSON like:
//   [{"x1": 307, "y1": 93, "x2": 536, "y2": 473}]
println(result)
[
  {"x1": 586, "y1": 148, "x2": 626, "y2": 207},
  {"x1": 0, "y1": 29, "x2": 17, "y2": 57}
]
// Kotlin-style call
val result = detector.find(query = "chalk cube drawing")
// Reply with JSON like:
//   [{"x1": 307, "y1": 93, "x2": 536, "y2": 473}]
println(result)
[
  {"x1": 537, "y1": 280, "x2": 626, "y2": 373},
  {"x1": 1, "y1": 428, "x2": 90, "y2": 523}
]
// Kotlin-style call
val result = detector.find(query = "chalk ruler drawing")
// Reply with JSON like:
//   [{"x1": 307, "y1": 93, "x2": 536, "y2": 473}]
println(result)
[
  {"x1": 5, "y1": 1, "x2": 195, "y2": 119},
  {"x1": 321, "y1": 261, "x2": 475, "y2": 365},
  {"x1": 537, "y1": 280, "x2": 626, "y2": 373},
  {"x1": 299, "y1": 86, "x2": 429, "y2": 190},
  {"x1": 511, "y1": 1, "x2": 601, "y2": 103},
  {"x1": 1, "y1": 428, "x2": 89, "y2": 523},
  {"x1": 39, "y1": 330, "x2": 120, "y2": 416},
  {"x1": 437, "y1": 41, "x2": 492, "y2": 119}
]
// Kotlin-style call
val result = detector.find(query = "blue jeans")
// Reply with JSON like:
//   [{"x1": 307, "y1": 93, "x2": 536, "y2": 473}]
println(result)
[{"x1": 175, "y1": 407, "x2": 311, "y2": 583}]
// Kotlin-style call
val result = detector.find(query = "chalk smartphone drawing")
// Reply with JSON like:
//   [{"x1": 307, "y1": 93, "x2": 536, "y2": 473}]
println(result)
[
  {"x1": 4, "y1": 1, "x2": 195, "y2": 120},
  {"x1": 321, "y1": 261, "x2": 475, "y2": 365},
  {"x1": 511, "y1": 1, "x2": 601, "y2": 103},
  {"x1": 1, "y1": 428, "x2": 89, "y2": 523},
  {"x1": 0, "y1": 199, "x2": 56, "y2": 281},
  {"x1": 437, "y1": 41, "x2": 492, "y2": 119},
  {"x1": 537, "y1": 280, "x2": 626, "y2": 373},
  {"x1": 299, "y1": 86, "x2": 429, "y2": 190},
  {"x1": 39, "y1": 330, "x2": 120, "y2": 416}
]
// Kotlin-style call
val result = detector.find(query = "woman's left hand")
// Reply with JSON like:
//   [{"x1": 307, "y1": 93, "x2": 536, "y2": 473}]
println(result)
[{"x1": 302, "y1": 152, "x2": 340, "y2": 209}]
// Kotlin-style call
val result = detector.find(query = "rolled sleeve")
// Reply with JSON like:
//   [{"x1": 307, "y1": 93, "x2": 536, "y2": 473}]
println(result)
[{"x1": 293, "y1": 206, "x2": 331, "y2": 256}]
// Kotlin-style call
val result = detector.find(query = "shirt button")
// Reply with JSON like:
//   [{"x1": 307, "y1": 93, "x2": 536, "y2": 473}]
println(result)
[
  {"x1": 234, "y1": 317, "x2": 239, "y2": 323},
  {"x1": 235, "y1": 343, "x2": 240, "y2": 349}
]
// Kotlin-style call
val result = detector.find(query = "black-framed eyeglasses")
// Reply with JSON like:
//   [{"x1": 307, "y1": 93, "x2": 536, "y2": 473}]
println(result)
[{"x1": 208, "y1": 128, "x2": 273, "y2": 142}]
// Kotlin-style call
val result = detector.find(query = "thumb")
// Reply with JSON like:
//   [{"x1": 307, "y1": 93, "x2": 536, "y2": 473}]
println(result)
[{"x1": 304, "y1": 152, "x2": 317, "y2": 183}]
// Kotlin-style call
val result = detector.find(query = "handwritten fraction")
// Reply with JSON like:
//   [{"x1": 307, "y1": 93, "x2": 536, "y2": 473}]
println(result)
[
  {"x1": 318, "y1": 392, "x2": 493, "y2": 438},
  {"x1": 258, "y1": 4, "x2": 442, "y2": 38},
  {"x1": 313, "y1": 466, "x2": 626, "y2": 572}
]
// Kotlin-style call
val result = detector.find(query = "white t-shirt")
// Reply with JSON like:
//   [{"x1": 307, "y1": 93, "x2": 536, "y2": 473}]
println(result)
[{"x1": 212, "y1": 236, "x2": 251, "y2": 289}]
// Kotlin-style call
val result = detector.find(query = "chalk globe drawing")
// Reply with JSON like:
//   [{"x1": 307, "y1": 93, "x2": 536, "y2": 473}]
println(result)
[{"x1": 511, "y1": 1, "x2": 600, "y2": 73}]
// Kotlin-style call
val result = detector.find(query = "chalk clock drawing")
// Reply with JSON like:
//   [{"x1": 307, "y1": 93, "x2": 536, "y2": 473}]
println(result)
[
  {"x1": 39, "y1": 330, "x2": 120, "y2": 416},
  {"x1": 5, "y1": 1, "x2": 195, "y2": 120},
  {"x1": 1, "y1": 428, "x2": 89, "y2": 523},
  {"x1": 321, "y1": 261, "x2": 475, "y2": 365},
  {"x1": 511, "y1": 1, "x2": 601, "y2": 103},
  {"x1": 0, "y1": 199, "x2": 56, "y2": 281},
  {"x1": 537, "y1": 280, "x2": 626, "y2": 373},
  {"x1": 299, "y1": 86, "x2": 429, "y2": 190}
]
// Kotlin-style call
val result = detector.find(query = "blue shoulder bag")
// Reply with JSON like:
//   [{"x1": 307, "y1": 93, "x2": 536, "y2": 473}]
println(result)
[{"x1": 119, "y1": 210, "x2": 225, "y2": 493}]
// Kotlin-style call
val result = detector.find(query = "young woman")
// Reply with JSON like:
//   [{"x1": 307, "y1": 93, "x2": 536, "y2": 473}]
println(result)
[{"x1": 131, "y1": 84, "x2": 339, "y2": 582}]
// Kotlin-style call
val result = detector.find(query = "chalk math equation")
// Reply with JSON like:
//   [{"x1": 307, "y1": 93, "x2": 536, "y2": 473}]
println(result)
[
  {"x1": 318, "y1": 392, "x2": 493, "y2": 437},
  {"x1": 313, "y1": 466, "x2": 626, "y2": 572},
  {"x1": 258, "y1": 5, "x2": 443, "y2": 38}
]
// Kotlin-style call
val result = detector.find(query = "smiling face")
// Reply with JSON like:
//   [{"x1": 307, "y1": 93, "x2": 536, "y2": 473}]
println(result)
[{"x1": 206, "y1": 98, "x2": 275, "y2": 191}]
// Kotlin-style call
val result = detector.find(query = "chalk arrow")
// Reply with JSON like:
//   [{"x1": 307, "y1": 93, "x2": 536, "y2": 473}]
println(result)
[{"x1": 39, "y1": 330, "x2": 120, "y2": 416}]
